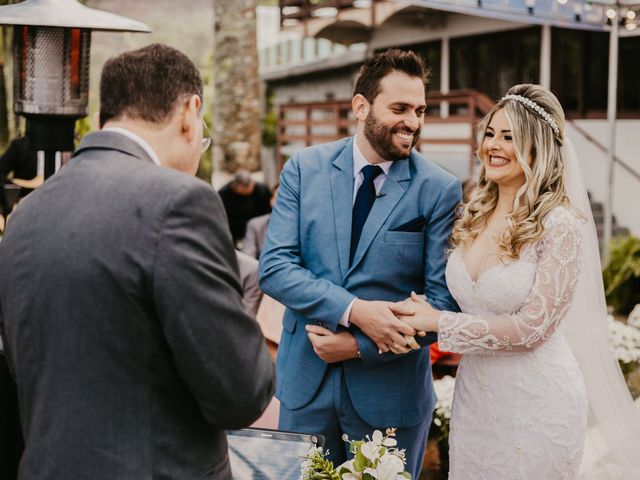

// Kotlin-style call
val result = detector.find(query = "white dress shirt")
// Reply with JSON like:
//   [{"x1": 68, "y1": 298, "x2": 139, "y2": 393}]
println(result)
[
  {"x1": 338, "y1": 136, "x2": 393, "y2": 327},
  {"x1": 102, "y1": 127, "x2": 161, "y2": 166}
]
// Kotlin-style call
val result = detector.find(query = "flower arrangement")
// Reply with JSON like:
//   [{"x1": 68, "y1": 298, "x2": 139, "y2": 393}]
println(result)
[
  {"x1": 608, "y1": 313, "x2": 640, "y2": 365},
  {"x1": 431, "y1": 375, "x2": 455, "y2": 443},
  {"x1": 299, "y1": 428, "x2": 411, "y2": 480},
  {"x1": 628, "y1": 304, "x2": 640, "y2": 330},
  {"x1": 607, "y1": 310, "x2": 640, "y2": 399},
  {"x1": 428, "y1": 375, "x2": 456, "y2": 473}
]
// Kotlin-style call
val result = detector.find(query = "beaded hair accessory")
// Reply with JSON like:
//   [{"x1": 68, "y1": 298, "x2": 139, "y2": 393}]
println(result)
[{"x1": 501, "y1": 94, "x2": 560, "y2": 137}]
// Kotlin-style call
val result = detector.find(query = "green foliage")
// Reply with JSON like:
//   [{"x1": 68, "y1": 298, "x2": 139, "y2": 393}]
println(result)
[
  {"x1": 302, "y1": 430, "x2": 411, "y2": 479},
  {"x1": 196, "y1": 111, "x2": 213, "y2": 183},
  {"x1": 262, "y1": 109, "x2": 278, "y2": 147},
  {"x1": 302, "y1": 449, "x2": 341, "y2": 480},
  {"x1": 75, "y1": 117, "x2": 92, "y2": 145},
  {"x1": 353, "y1": 447, "x2": 368, "y2": 472},
  {"x1": 603, "y1": 236, "x2": 640, "y2": 315}
]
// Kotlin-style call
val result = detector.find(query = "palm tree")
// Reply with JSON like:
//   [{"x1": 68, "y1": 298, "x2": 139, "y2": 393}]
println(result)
[
  {"x1": 0, "y1": 0, "x2": 13, "y2": 148},
  {"x1": 212, "y1": 0, "x2": 261, "y2": 172}
]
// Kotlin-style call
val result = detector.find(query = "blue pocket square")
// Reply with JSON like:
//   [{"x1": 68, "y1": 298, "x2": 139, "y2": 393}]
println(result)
[{"x1": 390, "y1": 216, "x2": 426, "y2": 232}]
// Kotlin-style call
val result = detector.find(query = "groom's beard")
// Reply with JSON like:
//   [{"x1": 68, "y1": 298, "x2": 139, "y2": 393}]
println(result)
[{"x1": 364, "y1": 111, "x2": 421, "y2": 162}]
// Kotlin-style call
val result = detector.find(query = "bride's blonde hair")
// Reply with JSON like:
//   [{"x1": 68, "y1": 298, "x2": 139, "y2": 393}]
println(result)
[{"x1": 451, "y1": 84, "x2": 569, "y2": 259}]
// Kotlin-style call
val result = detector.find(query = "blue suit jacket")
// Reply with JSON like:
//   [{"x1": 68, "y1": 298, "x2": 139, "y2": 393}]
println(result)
[{"x1": 259, "y1": 137, "x2": 461, "y2": 428}]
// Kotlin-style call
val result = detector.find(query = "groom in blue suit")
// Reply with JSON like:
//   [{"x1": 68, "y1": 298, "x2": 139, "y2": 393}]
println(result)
[{"x1": 259, "y1": 49, "x2": 460, "y2": 477}]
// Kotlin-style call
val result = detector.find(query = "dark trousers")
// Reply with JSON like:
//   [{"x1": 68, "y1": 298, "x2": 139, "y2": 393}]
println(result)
[
  {"x1": 278, "y1": 364, "x2": 430, "y2": 479},
  {"x1": 0, "y1": 353, "x2": 23, "y2": 479}
]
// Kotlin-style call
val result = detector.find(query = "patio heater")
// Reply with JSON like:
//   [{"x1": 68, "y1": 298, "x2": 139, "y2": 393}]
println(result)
[{"x1": 0, "y1": 0, "x2": 150, "y2": 179}]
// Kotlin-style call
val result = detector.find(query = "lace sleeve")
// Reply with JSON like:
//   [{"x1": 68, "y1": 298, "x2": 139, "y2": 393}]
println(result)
[{"x1": 438, "y1": 208, "x2": 582, "y2": 354}]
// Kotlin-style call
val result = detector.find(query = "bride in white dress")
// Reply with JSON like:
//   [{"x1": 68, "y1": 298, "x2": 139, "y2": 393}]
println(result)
[{"x1": 395, "y1": 84, "x2": 640, "y2": 479}]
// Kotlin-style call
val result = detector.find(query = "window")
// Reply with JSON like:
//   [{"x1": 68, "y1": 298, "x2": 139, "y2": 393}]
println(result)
[
  {"x1": 551, "y1": 28, "x2": 640, "y2": 118},
  {"x1": 620, "y1": 35, "x2": 640, "y2": 115},
  {"x1": 450, "y1": 27, "x2": 541, "y2": 101},
  {"x1": 551, "y1": 28, "x2": 608, "y2": 116}
]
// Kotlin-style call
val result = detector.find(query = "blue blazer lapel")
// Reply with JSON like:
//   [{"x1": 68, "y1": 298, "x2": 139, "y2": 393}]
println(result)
[
  {"x1": 347, "y1": 156, "x2": 411, "y2": 274},
  {"x1": 330, "y1": 138, "x2": 355, "y2": 278}
]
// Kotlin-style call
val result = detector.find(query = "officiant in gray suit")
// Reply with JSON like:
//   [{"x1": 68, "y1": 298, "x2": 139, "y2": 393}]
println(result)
[{"x1": 0, "y1": 43, "x2": 274, "y2": 480}]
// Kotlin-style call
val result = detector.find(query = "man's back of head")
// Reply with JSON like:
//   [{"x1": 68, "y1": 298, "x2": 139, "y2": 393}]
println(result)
[
  {"x1": 99, "y1": 43, "x2": 202, "y2": 128},
  {"x1": 99, "y1": 43, "x2": 206, "y2": 175}
]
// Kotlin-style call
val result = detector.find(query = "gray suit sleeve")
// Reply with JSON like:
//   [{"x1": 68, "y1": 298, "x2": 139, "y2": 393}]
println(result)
[
  {"x1": 241, "y1": 219, "x2": 260, "y2": 259},
  {"x1": 236, "y1": 250, "x2": 263, "y2": 317},
  {"x1": 152, "y1": 181, "x2": 274, "y2": 429}
]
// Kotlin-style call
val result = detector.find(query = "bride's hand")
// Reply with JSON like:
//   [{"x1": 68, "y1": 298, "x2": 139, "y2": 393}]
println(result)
[{"x1": 390, "y1": 291, "x2": 440, "y2": 332}]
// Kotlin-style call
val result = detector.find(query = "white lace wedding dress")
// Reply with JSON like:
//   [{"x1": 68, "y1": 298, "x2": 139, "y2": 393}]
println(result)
[{"x1": 438, "y1": 207, "x2": 589, "y2": 480}]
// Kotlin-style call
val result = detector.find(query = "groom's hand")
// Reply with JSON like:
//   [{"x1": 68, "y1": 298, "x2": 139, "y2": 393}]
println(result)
[
  {"x1": 348, "y1": 299, "x2": 417, "y2": 353},
  {"x1": 306, "y1": 325, "x2": 358, "y2": 363}
]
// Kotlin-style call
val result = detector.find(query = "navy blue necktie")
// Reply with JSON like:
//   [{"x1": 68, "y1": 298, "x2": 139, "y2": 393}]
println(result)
[{"x1": 350, "y1": 165, "x2": 383, "y2": 266}]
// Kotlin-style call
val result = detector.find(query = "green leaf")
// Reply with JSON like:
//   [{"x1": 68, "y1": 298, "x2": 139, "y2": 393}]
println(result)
[
  {"x1": 603, "y1": 235, "x2": 640, "y2": 315},
  {"x1": 350, "y1": 440, "x2": 364, "y2": 454},
  {"x1": 354, "y1": 449, "x2": 369, "y2": 472}
]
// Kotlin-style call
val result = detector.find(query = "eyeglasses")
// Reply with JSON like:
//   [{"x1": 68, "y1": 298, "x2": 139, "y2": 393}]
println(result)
[{"x1": 201, "y1": 119, "x2": 212, "y2": 153}]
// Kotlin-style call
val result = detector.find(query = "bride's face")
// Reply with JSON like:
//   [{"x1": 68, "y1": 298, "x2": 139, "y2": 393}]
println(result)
[{"x1": 481, "y1": 108, "x2": 530, "y2": 189}]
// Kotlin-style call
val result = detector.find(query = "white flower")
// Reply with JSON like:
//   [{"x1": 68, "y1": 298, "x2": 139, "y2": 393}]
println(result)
[
  {"x1": 433, "y1": 375, "x2": 456, "y2": 420},
  {"x1": 608, "y1": 315, "x2": 640, "y2": 364},
  {"x1": 382, "y1": 437, "x2": 397, "y2": 448},
  {"x1": 299, "y1": 446, "x2": 325, "y2": 480},
  {"x1": 335, "y1": 429, "x2": 411, "y2": 479},
  {"x1": 364, "y1": 453, "x2": 405, "y2": 480},
  {"x1": 628, "y1": 305, "x2": 640, "y2": 329},
  {"x1": 338, "y1": 459, "x2": 358, "y2": 479},
  {"x1": 361, "y1": 441, "x2": 381, "y2": 461}
]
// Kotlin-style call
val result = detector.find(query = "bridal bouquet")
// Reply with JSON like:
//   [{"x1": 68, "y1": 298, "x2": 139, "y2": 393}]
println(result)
[{"x1": 299, "y1": 428, "x2": 411, "y2": 480}]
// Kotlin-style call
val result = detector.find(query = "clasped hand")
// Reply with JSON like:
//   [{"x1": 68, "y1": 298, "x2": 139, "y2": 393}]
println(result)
[
  {"x1": 393, "y1": 291, "x2": 440, "y2": 336},
  {"x1": 348, "y1": 294, "x2": 439, "y2": 354},
  {"x1": 306, "y1": 293, "x2": 440, "y2": 362}
]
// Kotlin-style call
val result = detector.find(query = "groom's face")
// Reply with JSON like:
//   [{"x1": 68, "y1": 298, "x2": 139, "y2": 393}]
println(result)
[{"x1": 363, "y1": 71, "x2": 426, "y2": 161}]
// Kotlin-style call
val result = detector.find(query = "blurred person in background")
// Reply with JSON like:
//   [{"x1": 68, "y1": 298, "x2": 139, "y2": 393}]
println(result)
[
  {"x1": 0, "y1": 136, "x2": 39, "y2": 230},
  {"x1": 242, "y1": 182, "x2": 278, "y2": 259},
  {"x1": 218, "y1": 169, "x2": 271, "y2": 245}
]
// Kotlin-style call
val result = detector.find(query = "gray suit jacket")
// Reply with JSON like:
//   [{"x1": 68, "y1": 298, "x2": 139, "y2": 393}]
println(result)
[
  {"x1": 0, "y1": 131, "x2": 274, "y2": 480},
  {"x1": 235, "y1": 250, "x2": 262, "y2": 317},
  {"x1": 241, "y1": 213, "x2": 269, "y2": 259}
]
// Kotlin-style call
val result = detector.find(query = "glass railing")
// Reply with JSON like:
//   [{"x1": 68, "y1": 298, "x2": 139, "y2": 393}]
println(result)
[{"x1": 259, "y1": 37, "x2": 365, "y2": 72}]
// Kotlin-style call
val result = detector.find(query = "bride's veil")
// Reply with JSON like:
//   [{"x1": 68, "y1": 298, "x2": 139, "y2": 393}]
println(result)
[{"x1": 562, "y1": 138, "x2": 640, "y2": 479}]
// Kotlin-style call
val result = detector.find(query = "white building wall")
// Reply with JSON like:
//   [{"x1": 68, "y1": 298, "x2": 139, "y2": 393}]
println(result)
[
  {"x1": 566, "y1": 120, "x2": 640, "y2": 236},
  {"x1": 256, "y1": 6, "x2": 281, "y2": 49}
]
